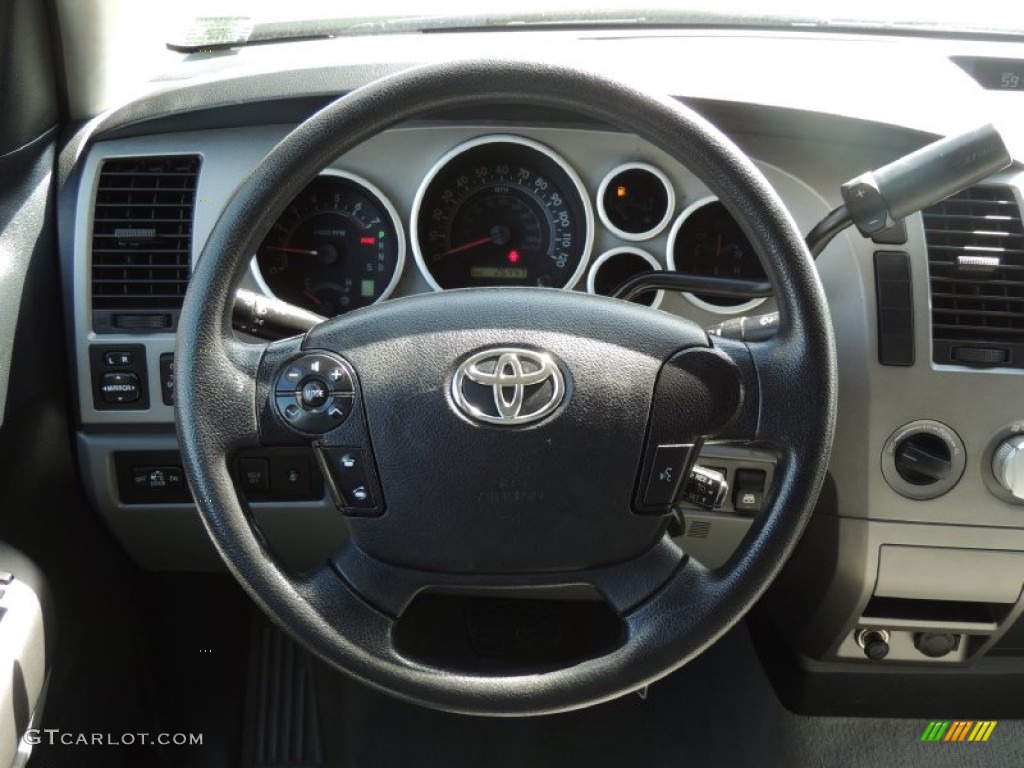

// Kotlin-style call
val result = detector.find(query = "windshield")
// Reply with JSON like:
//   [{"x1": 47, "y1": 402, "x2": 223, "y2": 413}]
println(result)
[{"x1": 166, "y1": 0, "x2": 1024, "y2": 49}]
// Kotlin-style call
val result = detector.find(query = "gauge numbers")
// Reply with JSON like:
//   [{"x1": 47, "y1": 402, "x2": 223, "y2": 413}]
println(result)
[{"x1": 412, "y1": 135, "x2": 593, "y2": 291}]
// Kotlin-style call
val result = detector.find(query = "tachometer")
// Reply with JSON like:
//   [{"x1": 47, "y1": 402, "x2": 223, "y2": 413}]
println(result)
[
  {"x1": 412, "y1": 135, "x2": 593, "y2": 290},
  {"x1": 254, "y1": 171, "x2": 404, "y2": 316}
]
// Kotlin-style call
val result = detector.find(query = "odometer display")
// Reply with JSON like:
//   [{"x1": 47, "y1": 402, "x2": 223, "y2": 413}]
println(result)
[
  {"x1": 470, "y1": 266, "x2": 529, "y2": 279},
  {"x1": 412, "y1": 136, "x2": 592, "y2": 290}
]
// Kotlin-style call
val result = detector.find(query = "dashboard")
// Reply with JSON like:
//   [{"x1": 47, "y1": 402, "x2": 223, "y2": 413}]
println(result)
[{"x1": 59, "y1": 27, "x2": 1024, "y2": 686}]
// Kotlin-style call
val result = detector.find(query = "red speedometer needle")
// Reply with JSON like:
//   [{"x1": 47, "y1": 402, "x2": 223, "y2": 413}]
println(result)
[
  {"x1": 443, "y1": 236, "x2": 493, "y2": 256},
  {"x1": 267, "y1": 245, "x2": 320, "y2": 256}
]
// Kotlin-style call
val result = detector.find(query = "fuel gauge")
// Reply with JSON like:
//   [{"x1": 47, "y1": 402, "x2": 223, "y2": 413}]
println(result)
[{"x1": 597, "y1": 162, "x2": 675, "y2": 241}]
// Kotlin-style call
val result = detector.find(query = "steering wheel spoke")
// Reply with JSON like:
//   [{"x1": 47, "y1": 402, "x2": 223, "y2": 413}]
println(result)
[
  {"x1": 746, "y1": 330, "x2": 836, "y2": 450},
  {"x1": 176, "y1": 333, "x2": 265, "y2": 453},
  {"x1": 330, "y1": 536, "x2": 686, "y2": 619}
]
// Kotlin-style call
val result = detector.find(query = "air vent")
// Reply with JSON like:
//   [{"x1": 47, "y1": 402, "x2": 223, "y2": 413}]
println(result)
[
  {"x1": 925, "y1": 186, "x2": 1024, "y2": 368},
  {"x1": 90, "y1": 155, "x2": 201, "y2": 332},
  {"x1": 686, "y1": 520, "x2": 711, "y2": 539}
]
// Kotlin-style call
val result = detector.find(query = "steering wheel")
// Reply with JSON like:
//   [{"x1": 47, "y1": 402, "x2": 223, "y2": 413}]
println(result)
[{"x1": 175, "y1": 59, "x2": 836, "y2": 716}]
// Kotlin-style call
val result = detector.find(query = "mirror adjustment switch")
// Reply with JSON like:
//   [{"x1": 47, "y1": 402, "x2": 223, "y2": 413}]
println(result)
[
  {"x1": 100, "y1": 372, "x2": 140, "y2": 403},
  {"x1": 104, "y1": 350, "x2": 133, "y2": 367},
  {"x1": 91, "y1": 344, "x2": 148, "y2": 410}
]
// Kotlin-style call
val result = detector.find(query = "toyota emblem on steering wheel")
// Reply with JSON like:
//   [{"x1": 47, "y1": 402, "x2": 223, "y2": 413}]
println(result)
[{"x1": 452, "y1": 348, "x2": 566, "y2": 426}]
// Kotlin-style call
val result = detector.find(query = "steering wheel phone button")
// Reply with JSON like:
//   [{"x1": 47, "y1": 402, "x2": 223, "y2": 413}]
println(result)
[{"x1": 319, "y1": 447, "x2": 379, "y2": 511}]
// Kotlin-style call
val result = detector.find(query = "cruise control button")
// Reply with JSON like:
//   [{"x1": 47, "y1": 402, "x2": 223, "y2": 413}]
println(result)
[{"x1": 300, "y1": 378, "x2": 330, "y2": 409}]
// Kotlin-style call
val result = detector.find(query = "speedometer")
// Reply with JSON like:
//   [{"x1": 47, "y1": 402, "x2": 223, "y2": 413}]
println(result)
[{"x1": 411, "y1": 136, "x2": 593, "y2": 290}]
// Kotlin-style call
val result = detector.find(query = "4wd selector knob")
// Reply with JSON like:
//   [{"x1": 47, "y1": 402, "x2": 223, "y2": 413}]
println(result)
[
  {"x1": 881, "y1": 420, "x2": 966, "y2": 500},
  {"x1": 993, "y1": 435, "x2": 1024, "y2": 500}
]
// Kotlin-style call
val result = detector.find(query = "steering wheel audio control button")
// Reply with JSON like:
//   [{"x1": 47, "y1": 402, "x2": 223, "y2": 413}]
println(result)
[
  {"x1": 327, "y1": 396, "x2": 353, "y2": 421},
  {"x1": 275, "y1": 353, "x2": 355, "y2": 394},
  {"x1": 326, "y1": 365, "x2": 353, "y2": 391},
  {"x1": 273, "y1": 353, "x2": 358, "y2": 434},
  {"x1": 317, "y1": 447, "x2": 380, "y2": 512},
  {"x1": 300, "y1": 378, "x2": 330, "y2": 409}
]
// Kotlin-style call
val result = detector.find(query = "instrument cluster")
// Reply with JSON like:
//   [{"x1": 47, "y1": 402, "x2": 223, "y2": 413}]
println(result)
[{"x1": 251, "y1": 133, "x2": 768, "y2": 316}]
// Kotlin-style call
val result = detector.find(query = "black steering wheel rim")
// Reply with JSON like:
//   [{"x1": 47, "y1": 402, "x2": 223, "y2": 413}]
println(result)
[{"x1": 175, "y1": 58, "x2": 837, "y2": 715}]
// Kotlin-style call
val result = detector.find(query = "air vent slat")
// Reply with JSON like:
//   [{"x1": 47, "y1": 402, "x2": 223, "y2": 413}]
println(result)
[
  {"x1": 90, "y1": 155, "x2": 200, "y2": 321},
  {"x1": 91, "y1": 249, "x2": 191, "y2": 256},
  {"x1": 925, "y1": 185, "x2": 1024, "y2": 368},
  {"x1": 933, "y1": 292, "x2": 1024, "y2": 304},
  {"x1": 94, "y1": 219, "x2": 195, "y2": 225},
  {"x1": 94, "y1": 202, "x2": 197, "y2": 208},
  {"x1": 929, "y1": 275, "x2": 1024, "y2": 288}
]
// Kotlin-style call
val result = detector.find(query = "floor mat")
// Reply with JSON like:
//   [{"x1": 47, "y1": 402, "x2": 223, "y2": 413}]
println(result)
[
  {"x1": 311, "y1": 623, "x2": 1024, "y2": 768},
  {"x1": 242, "y1": 621, "x2": 322, "y2": 768}
]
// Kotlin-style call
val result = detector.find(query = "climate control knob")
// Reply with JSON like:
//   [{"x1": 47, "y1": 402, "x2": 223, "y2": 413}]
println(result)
[{"x1": 992, "y1": 435, "x2": 1024, "y2": 500}]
